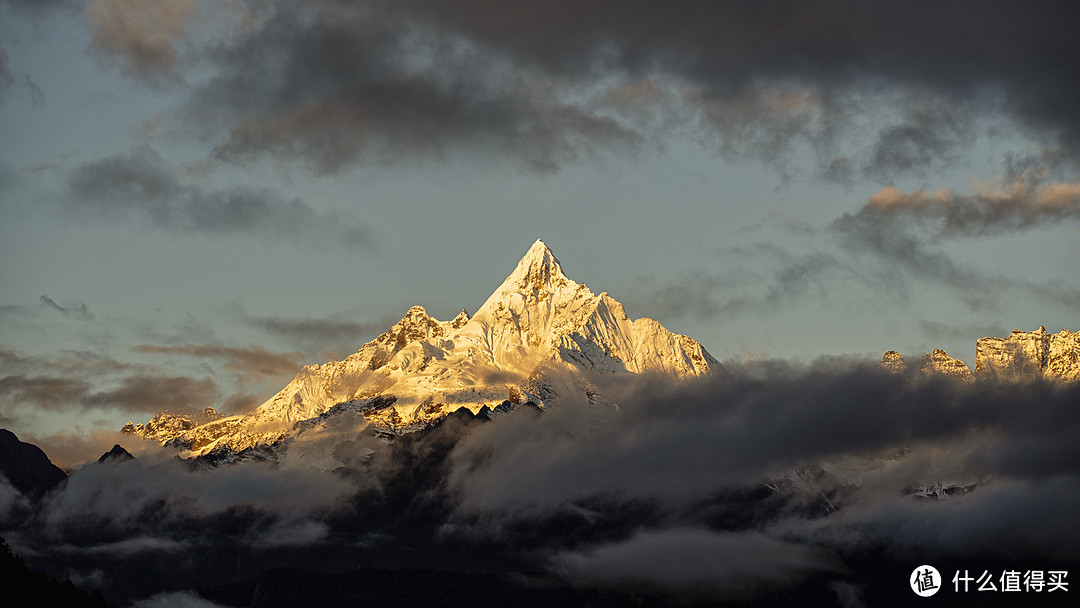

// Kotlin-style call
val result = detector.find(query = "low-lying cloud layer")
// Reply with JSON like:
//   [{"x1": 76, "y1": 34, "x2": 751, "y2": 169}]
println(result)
[
  {"x1": 3, "y1": 361, "x2": 1079, "y2": 604},
  {"x1": 447, "y1": 366, "x2": 1080, "y2": 513}
]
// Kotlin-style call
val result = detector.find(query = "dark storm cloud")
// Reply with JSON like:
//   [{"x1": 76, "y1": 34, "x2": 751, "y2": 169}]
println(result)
[
  {"x1": 789, "y1": 475, "x2": 1080, "y2": 562},
  {"x1": 427, "y1": 363, "x2": 1080, "y2": 593},
  {"x1": 131, "y1": 344, "x2": 305, "y2": 384},
  {"x1": 67, "y1": 145, "x2": 376, "y2": 249},
  {"x1": 415, "y1": 1, "x2": 1080, "y2": 148},
  {"x1": 863, "y1": 99, "x2": 977, "y2": 182},
  {"x1": 8, "y1": 357, "x2": 1080, "y2": 599},
  {"x1": 36, "y1": 455, "x2": 355, "y2": 552},
  {"x1": 170, "y1": 1, "x2": 1080, "y2": 178},
  {"x1": 38, "y1": 295, "x2": 94, "y2": 321},
  {"x1": 190, "y1": 1, "x2": 640, "y2": 175},
  {"x1": 447, "y1": 365, "x2": 1080, "y2": 515}
]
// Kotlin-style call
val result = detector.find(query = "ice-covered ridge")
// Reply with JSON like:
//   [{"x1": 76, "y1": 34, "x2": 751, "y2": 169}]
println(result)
[{"x1": 128, "y1": 239, "x2": 721, "y2": 456}]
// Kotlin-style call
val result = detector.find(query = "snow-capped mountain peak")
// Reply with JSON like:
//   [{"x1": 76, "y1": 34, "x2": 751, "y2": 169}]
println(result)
[
  {"x1": 504, "y1": 238, "x2": 567, "y2": 292},
  {"x1": 126, "y1": 241, "x2": 721, "y2": 458}
]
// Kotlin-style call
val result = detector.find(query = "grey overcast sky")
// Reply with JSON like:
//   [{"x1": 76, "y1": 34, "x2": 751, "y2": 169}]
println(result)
[{"x1": 1, "y1": 1, "x2": 1078, "y2": 442}]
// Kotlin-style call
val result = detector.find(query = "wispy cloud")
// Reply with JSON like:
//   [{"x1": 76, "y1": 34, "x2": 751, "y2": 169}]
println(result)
[
  {"x1": 849, "y1": 156, "x2": 1080, "y2": 238},
  {"x1": 0, "y1": 43, "x2": 43, "y2": 105},
  {"x1": 247, "y1": 313, "x2": 390, "y2": 360},
  {"x1": 131, "y1": 344, "x2": 305, "y2": 385},
  {"x1": 637, "y1": 154, "x2": 1080, "y2": 325},
  {"x1": 0, "y1": 346, "x2": 217, "y2": 425},
  {"x1": 38, "y1": 295, "x2": 94, "y2": 322},
  {"x1": 554, "y1": 529, "x2": 836, "y2": 592},
  {"x1": 86, "y1": 0, "x2": 196, "y2": 82},
  {"x1": 66, "y1": 145, "x2": 376, "y2": 249},
  {"x1": 447, "y1": 366, "x2": 1080, "y2": 514}
]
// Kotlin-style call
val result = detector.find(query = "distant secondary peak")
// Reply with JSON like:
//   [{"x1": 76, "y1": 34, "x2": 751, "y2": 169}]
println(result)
[
  {"x1": 97, "y1": 444, "x2": 134, "y2": 463},
  {"x1": 880, "y1": 350, "x2": 907, "y2": 374},
  {"x1": 380, "y1": 305, "x2": 444, "y2": 344}
]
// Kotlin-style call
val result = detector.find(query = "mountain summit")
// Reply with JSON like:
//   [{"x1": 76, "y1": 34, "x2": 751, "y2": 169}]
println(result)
[{"x1": 126, "y1": 241, "x2": 721, "y2": 457}]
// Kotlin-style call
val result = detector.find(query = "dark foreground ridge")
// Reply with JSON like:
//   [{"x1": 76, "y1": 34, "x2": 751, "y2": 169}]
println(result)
[
  {"x1": 0, "y1": 537, "x2": 114, "y2": 608},
  {"x1": 0, "y1": 428, "x2": 67, "y2": 499}
]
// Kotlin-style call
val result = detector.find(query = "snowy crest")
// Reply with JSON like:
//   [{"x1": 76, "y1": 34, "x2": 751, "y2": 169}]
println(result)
[{"x1": 127, "y1": 240, "x2": 721, "y2": 457}]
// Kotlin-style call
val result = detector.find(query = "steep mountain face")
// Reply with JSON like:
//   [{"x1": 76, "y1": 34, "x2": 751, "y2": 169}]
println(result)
[
  {"x1": 976, "y1": 326, "x2": 1080, "y2": 382},
  {"x1": 127, "y1": 240, "x2": 721, "y2": 457},
  {"x1": 1047, "y1": 330, "x2": 1080, "y2": 382}
]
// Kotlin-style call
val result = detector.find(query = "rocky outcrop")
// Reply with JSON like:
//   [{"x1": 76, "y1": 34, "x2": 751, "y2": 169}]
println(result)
[
  {"x1": 975, "y1": 327, "x2": 1080, "y2": 382},
  {"x1": 123, "y1": 406, "x2": 223, "y2": 444},
  {"x1": 1047, "y1": 330, "x2": 1080, "y2": 382},
  {"x1": 879, "y1": 351, "x2": 907, "y2": 374},
  {"x1": 882, "y1": 326, "x2": 1079, "y2": 384},
  {"x1": 920, "y1": 349, "x2": 974, "y2": 382},
  {"x1": 975, "y1": 326, "x2": 1050, "y2": 381}
]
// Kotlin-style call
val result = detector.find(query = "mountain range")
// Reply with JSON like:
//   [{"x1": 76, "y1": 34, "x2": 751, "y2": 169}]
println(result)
[
  {"x1": 3, "y1": 240, "x2": 1079, "y2": 607},
  {"x1": 124, "y1": 240, "x2": 720, "y2": 461},
  {"x1": 881, "y1": 325, "x2": 1080, "y2": 383},
  {"x1": 123, "y1": 241, "x2": 1080, "y2": 467}
]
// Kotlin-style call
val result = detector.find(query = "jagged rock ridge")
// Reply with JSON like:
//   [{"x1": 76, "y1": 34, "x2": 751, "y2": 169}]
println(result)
[
  {"x1": 879, "y1": 351, "x2": 907, "y2": 375},
  {"x1": 920, "y1": 349, "x2": 975, "y2": 382},
  {"x1": 976, "y1": 326, "x2": 1080, "y2": 382},
  {"x1": 880, "y1": 326, "x2": 1080, "y2": 382},
  {"x1": 127, "y1": 240, "x2": 721, "y2": 457}
]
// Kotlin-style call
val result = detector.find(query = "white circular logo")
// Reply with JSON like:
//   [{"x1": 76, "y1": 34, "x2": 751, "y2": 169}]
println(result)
[{"x1": 910, "y1": 565, "x2": 942, "y2": 597}]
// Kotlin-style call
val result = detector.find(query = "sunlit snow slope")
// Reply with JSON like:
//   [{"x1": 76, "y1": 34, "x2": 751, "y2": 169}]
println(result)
[{"x1": 127, "y1": 240, "x2": 720, "y2": 456}]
